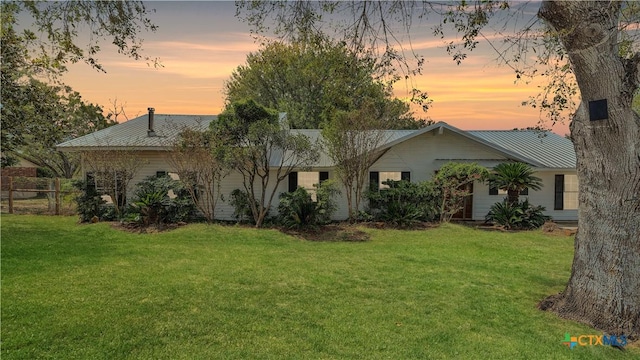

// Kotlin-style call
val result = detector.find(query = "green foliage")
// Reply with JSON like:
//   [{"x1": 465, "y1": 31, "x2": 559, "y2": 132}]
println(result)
[
  {"x1": 36, "y1": 167, "x2": 56, "y2": 178},
  {"x1": 277, "y1": 187, "x2": 318, "y2": 229},
  {"x1": 72, "y1": 179, "x2": 106, "y2": 223},
  {"x1": 229, "y1": 189, "x2": 253, "y2": 223},
  {"x1": 489, "y1": 162, "x2": 543, "y2": 205},
  {"x1": 314, "y1": 179, "x2": 341, "y2": 224},
  {"x1": 1, "y1": 1, "x2": 148, "y2": 177},
  {"x1": 367, "y1": 180, "x2": 440, "y2": 226},
  {"x1": 213, "y1": 99, "x2": 319, "y2": 227},
  {"x1": 225, "y1": 34, "x2": 420, "y2": 129},
  {"x1": 486, "y1": 199, "x2": 551, "y2": 230},
  {"x1": 1, "y1": 154, "x2": 18, "y2": 168},
  {"x1": 277, "y1": 180, "x2": 340, "y2": 228},
  {"x1": 128, "y1": 175, "x2": 196, "y2": 226},
  {"x1": 2, "y1": 1, "x2": 157, "y2": 77},
  {"x1": 434, "y1": 162, "x2": 489, "y2": 222},
  {"x1": 132, "y1": 191, "x2": 169, "y2": 226}
]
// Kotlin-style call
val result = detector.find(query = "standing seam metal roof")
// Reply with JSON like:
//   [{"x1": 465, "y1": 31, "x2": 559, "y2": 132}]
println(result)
[{"x1": 57, "y1": 115, "x2": 576, "y2": 169}]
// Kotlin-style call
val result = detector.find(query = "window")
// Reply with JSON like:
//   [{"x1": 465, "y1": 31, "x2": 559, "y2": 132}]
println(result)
[
  {"x1": 288, "y1": 171, "x2": 329, "y2": 201},
  {"x1": 379, "y1": 172, "x2": 402, "y2": 189},
  {"x1": 555, "y1": 174, "x2": 578, "y2": 210},
  {"x1": 369, "y1": 171, "x2": 411, "y2": 190},
  {"x1": 489, "y1": 186, "x2": 529, "y2": 196},
  {"x1": 563, "y1": 174, "x2": 579, "y2": 210}
]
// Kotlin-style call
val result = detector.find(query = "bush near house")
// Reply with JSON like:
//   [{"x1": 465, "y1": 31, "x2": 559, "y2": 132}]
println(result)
[
  {"x1": 485, "y1": 199, "x2": 550, "y2": 230},
  {"x1": 277, "y1": 180, "x2": 340, "y2": 229},
  {"x1": 127, "y1": 175, "x2": 196, "y2": 226},
  {"x1": 229, "y1": 188, "x2": 254, "y2": 223},
  {"x1": 367, "y1": 180, "x2": 440, "y2": 226},
  {"x1": 72, "y1": 179, "x2": 107, "y2": 222}
]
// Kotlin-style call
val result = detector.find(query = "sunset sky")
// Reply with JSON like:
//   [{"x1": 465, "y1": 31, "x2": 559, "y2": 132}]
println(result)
[{"x1": 58, "y1": 1, "x2": 570, "y2": 134}]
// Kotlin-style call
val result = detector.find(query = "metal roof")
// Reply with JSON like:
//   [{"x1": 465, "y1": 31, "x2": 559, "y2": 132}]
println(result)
[
  {"x1": 56, "y1": 114, "x2": 216, "y2": 150},
  {"x1": 57, "y1": 115, "x2": 576, "y2": 169},
  {"x1": 468, "y1": 130, "x2": 576, "y2": 169},
  {"x1": 288, "y1": 129, "x2": 414, "y2": 168}
]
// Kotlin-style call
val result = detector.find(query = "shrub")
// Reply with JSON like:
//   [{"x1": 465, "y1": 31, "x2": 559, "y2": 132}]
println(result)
[
  {"x1": 434, "y1": 162, "x2": 489, "y2": 222},
  {"x1": 485, "y1": 199, "x2": 550, "y2": 230},
  {"x1": 36, "y1": 167, "x2": 56, "y2": 178},
  {"x1": 367, "y1": 180, "x2": 440, "y2": 226},
  {"x1": 72, "y1": 179, "x2": 106, "y2": 222},
  {"x1": 278, "y1": 187, "x2": 317, "y2": 229},
  {"x1": 314, "y1": 179, "x2": 340, "y2": 225},
  {"x1": 229, "y1": 189, "x2": 253, "y2": 222},
  {"x1": 277, "y1": 180, "x2": 340, "y2": 229},
  {"x1": 128, "y1": 175, "x2": 196, "y2": 226}
]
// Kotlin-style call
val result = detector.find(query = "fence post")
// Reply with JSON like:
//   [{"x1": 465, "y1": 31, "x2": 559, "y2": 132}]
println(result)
[
  {"x1": 55, "y1": 178, "x2": 61, "y2": 215},
  {"x1": 8, "y1": 176, "x2": 14, "y2": 214}
]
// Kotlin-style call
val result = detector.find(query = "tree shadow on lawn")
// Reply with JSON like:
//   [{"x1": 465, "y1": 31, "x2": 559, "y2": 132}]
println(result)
[{"x1": 279, "y1": 223, "x2": 370, "y2": 242}]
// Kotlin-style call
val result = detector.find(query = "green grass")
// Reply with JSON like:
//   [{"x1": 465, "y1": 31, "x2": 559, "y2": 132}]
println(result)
[{"x1": 1, "y1": 215, "x2": 636, "y2": 359}]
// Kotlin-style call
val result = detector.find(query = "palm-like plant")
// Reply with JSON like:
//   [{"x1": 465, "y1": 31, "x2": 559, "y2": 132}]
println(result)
[{"x1": 489, "y1": 162, "x2": 543, "y2": 204}]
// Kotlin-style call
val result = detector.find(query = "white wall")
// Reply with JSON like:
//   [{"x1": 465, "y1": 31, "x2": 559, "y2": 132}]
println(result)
[
  {"x1": 117, "y1": 129, "x2": 578, "y2": 222},
  {"x1": 472, "y1": 171, "x2": 578, "y2": 222},
  {"x1": 112, "y1": 151, "x2": 321, "y2": 221},
  {"x1": 368, "y1": 130, "x2": 578, "y2": 222}
]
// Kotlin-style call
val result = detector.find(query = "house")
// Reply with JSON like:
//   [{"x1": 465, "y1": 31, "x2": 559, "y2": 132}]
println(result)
[{"x1": 57, "y1": 109, "x2": 578, "y2": 221}]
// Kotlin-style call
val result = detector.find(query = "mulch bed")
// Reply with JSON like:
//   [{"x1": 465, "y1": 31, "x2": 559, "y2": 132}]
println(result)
[
  {"x1": 279, "y1": 223, "x2": 370, "y2": 242},
  {"x1": 110, "y1": 221, "x2": 187, "y2": 234}
]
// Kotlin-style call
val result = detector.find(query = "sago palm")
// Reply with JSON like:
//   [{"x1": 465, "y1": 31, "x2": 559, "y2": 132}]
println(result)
[{"x1": 489, "y1": 162, "x2": 543, "y2": 205}]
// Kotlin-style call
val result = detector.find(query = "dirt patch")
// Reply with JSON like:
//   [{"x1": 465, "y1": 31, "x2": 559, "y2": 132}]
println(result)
[
  {"x1": 110, "y1": 221, "x2": 187, "y2": 234},
  {"x1": 280, "y1": 223, "x2": 370, "y2": 242},
  {"x1": 361, "y1": 221, "x2": 439, "y2": 230},
  {"x1": 1, "y1": 197, "x2": 76, "y2": 215}
]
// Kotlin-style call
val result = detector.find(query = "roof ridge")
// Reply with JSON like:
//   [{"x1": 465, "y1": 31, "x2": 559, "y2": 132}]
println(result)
[{"x1": 468, "y1": 129, "x2": 549, "y2": 132}]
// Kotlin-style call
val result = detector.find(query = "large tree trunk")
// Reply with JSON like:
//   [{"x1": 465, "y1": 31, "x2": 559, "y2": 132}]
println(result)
[{"x1": 538, "y1": 1, "x2": 640, "y2": 338}]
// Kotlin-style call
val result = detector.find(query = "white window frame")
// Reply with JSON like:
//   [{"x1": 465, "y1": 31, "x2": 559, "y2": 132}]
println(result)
[
  {"x1": 298, "y1": 171, "x2": 320, "y2": 201},
  {"x1": 379, "y1": 171, "x2": 402, "y2": 189},
  {"x1": 563, "y1": 174, "x2": 579, "y2": 210}
]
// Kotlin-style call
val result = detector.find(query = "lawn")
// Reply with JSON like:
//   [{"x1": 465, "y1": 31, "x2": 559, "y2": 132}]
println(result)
[{"x1": 1, "y1": 215, "x2": 636, "y2": 359}]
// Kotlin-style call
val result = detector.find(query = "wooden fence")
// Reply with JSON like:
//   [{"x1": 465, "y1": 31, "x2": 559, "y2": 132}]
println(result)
[{"x1": 1, "y1": 176, "x2": 64, "y2": 215}]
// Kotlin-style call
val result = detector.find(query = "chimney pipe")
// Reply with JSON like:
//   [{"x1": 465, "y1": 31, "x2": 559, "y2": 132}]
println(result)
[{"x1": 147, "y1": 107, "x2": 156, "y2": 137}]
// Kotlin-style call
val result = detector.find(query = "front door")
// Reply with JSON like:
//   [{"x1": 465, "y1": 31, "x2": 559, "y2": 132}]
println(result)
[{"x1": 452, "y1": 183, "x2": 473, "y2": 220}]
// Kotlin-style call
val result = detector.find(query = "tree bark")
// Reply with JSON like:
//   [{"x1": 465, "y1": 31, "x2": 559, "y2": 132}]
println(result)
[{"x1": 538, "y1": 1, "x2": 640, "y2": 339}]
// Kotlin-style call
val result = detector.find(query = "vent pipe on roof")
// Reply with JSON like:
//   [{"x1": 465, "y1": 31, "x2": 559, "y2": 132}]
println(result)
[{"x1": 147, "y1": 107, "x2": 156, "y2": 137}]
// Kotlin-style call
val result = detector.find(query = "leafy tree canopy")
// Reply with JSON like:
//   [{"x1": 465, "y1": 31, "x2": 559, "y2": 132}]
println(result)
[
  {"x1": 225, "y1": 34, "x2": 430, "y2": 129},
  {"x1": 1, "y1": 1, "x2": 157, "y2": 175},
  {"x1": 212, "y1": 99, "x2": 319, "y2": 227}
]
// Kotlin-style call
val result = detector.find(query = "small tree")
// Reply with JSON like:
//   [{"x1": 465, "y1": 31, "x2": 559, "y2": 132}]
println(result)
[
  {"x1": 212, "y1": 99, "x2": 319, "y2": 227},
  {"x1": 434, "y1": 162, "x2": 489, "y2": 222},
  {"x1": 488, "y1": 162, "x2": 543, "y2": 205},
  {"x1": 81, "y1": 149, "x2": 145, "y2": 217},
  {"x1": 167, "y1": 127, "x2": 228, "y2": 222},
  {"x1": 322, "y1": 101, "x2": 395, "y2": 222}
]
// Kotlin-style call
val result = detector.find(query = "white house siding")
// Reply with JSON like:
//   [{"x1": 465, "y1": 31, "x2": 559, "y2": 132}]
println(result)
[
  {"x1": 214, "y1": 169, "x2": 292, "y2": 221},
  {"x1": 128, "y1": 151, "x2": 173, "y2": 190},
  {"x1": 473, "y1": 171, "x2": 577, "y2": 221},
  {"x1": 371, "y1": 129, "x2": 508, "y2": 183},
  {"x1": 532, "y1": 171, "x2": 578, "y2": 221},
  {"x1": 123, "y1": 153, "x2": 294, "y2": 221},
  {"x1": 368, "y1": 130, "x2": 578, "y2": 222},
  {"x1": 110, "y1": 129, "x2": 577, "y2": 222},
  {"x1": 323, "y1": 129, "x2": 512, "y2": 221}
]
